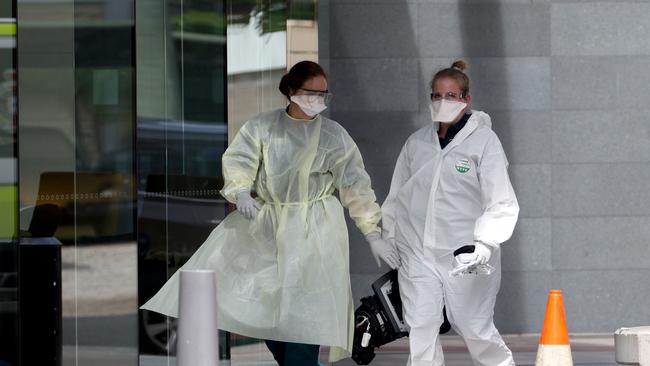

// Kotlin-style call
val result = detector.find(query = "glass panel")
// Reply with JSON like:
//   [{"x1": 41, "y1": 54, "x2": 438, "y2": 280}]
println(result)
[
  {"x1": 0, "y1": 6, "x2": 16, "y2": 240},
  {"x1": 226, "y1": 0, "x2": 287, "y2": 362},
  {"x1": 137, "y1": 0, "x2": 320, "y2": 363},
  {"x1": 136, "y1": 0, "x2": 229, "y2": 363},
  {"x1": 0, "y1": 2, "x2": 17, "y2": 365},
  {"x1": 71, "y1": 0, "x2": 138, "y2": 364},
  {"x1": 225, "y1": 1, "x2": 321, "y2": 363},
  {"x1": 287, "y1": 0, "x2": 318, "y2": 69},
  {"x1": 17, "y1": 0, "x2": 137, "y2": 364},
  {"x1": 17, "y1": 0, "x2": 75, "y2": 363},
  {"x1": 227, "y1": 0, "x2": 287, "y2": 139}
]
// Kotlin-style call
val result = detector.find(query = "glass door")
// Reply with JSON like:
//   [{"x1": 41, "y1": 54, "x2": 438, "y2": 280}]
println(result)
[
  {"x1": 17, "y1": 0, "x2": 137, "y2": 364},
  {"x1": 136, "y1": 0, "x2": 230, "y2": 362},
  {"x1": 0, "y1": 2, "x2": 17, "y2": 364}
]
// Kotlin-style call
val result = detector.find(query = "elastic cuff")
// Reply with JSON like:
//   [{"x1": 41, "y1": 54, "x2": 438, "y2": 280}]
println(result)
[
  {"x1": 363, "y1": 225, "x2": 381, "y2": 236},
  {"x1": 474, "y1": 240, "x2": 498, "y2": 249}
]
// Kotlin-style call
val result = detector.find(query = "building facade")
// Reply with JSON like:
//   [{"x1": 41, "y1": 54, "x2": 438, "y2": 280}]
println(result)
[{"x1": 2, "y1": 0, "x2": 650, "y2": 365}]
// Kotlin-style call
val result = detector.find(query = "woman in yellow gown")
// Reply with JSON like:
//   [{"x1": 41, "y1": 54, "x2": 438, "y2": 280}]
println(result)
[{"x1": 141, "y1": 61, "x2": 399, "y2": 365}]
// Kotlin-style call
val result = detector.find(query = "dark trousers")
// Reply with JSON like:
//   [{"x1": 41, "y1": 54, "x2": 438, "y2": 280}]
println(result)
[{"x1": 264, "y1": 340, "x2": 320, "y2": 366}]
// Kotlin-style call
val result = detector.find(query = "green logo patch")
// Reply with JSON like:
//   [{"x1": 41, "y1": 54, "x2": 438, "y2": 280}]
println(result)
[{"x1": 455, "y1": 159, "x2": 471, "y2": 173}]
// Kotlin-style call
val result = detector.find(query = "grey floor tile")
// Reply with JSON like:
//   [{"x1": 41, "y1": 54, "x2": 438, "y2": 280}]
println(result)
[
  {"x1": 497, "y1": 270, "x2": 553, "y2": 333},
  {"x1": 510, "y1": 164, "x2": 552, "y2": 218},
  {"x1": 418, "y1": 3, "x2": 550, "y2": 57},
  {"x1": 490, "y1": 110, "x2": 552, "y2": 164},
  {"x1": 330, "y1": 3, "x2": 419, "y2": 58},
  {"x1": 551, "y1": 3, "x2": 650, "y2": 56},
  {"x1": 551, "y1": 110, "x2": 650, "y2": 164},
  {"x1": 552, "y1": 269, "x2": 650, "y2": 332},
  {"x1": 552, "y1": 216, "x2": 650, "y2": 270},
  {"x1": 552, "y1": 163, "x2": 650, "y2": 217},
  {"x1": 502, "y1": 218, "x2": 552, "y2": 272},
  {"x1": 329, "y1": 59, "x2": 419, "y2": 113}
]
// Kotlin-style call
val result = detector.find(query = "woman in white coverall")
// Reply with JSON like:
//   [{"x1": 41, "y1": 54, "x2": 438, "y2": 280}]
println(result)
[
  {"x1": 382, "y1": 60, "x2": 519, "y2": 366},
  {"x1": 141, "y1": 61, "x2": 399, "y2": 365}
]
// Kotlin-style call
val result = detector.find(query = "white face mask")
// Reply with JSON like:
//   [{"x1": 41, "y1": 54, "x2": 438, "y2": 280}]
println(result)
[
  {"x1": 290, "y1": 95, "x2": 327, "y2": 117},
  {"x1": 429, "y1": 99, "x2": 467, "y2": 123}
]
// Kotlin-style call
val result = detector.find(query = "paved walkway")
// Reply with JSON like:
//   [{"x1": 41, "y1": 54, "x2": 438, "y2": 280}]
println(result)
[
  {"x1": 138, "y1": 333, "x2": 619, "y2": 365},
  {"x1": 333, "y1": 334, "x2": 617, "y2": 366}
]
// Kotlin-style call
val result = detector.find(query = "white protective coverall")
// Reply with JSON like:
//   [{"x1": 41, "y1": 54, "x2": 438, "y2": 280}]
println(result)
[
  {"x1": 141, "y1": 108, "x2": 382, "y2": 361},
  {"x1": 382, "y1": 110, "x2": 519, "y2": 366}
]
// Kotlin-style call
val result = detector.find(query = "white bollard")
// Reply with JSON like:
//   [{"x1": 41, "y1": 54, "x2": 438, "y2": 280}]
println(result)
[
  {"x1": 177, "y1": 270, "x2": 219, "y2": 366},
  {"x1": 615, "y1": 326, "x2": 650, "y2": 365}
]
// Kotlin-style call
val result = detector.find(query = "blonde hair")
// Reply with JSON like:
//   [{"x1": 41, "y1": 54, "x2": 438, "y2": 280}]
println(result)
[{"x1": 430, "y1": 60, "x2": 470, "y2": 97}]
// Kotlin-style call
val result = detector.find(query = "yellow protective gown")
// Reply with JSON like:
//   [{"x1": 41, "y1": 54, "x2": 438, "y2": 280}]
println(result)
[{"x1": 141, "y1": 108, "x2": 381, "y2": 361}]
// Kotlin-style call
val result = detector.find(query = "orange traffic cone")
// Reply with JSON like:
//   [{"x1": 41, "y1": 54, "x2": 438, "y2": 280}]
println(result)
[{"x1": 535, "y1": 289, "x2": 574, "y2": 366}]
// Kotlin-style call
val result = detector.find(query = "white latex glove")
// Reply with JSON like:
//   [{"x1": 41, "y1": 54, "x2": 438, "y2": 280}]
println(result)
[
  {"x1": 473, "y1": 242, "x2": 492, "y2": 265},
  {"x1": 235, "y1": 190, "x2": 262, "y2": 220},
  {"x1": 449, "y1": 243, "x2": 495, "y2": 277},
  {"x1": 366, "y1": 232, "x2": 400, "y2": 269}
]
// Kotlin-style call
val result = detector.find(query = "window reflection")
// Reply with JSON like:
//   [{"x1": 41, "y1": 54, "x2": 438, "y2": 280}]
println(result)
[
  {"x1": 138, "y1": 1, "x2": 320, "y2": 362},
  {"x1": 227, "y1": 1, "x2": 287, "y2": 137},
  {"x1": 4, "y1": 0, "x2": 323, "y2": 364},
  {"x1": 0, "y1": 7, "x2": 16, "y2": 366},
  {"x1": 0, "y1": 0, "x2": 322, "y2": 364},
  {"x1": 136, "y1": 0, "x2": 230, "y2": 360},
  {"x1": 17, "y1": 0, "x2": 138, "y2": 364},
  {"x1": 9, "y1": 0, "x2": 320, "y2": 363},
  {"x1": 225, "y1": 1, "x2": 322, "y2": 363},
  {"x1": 0, "y1": 16, "x2": 16, "y2": 239}
]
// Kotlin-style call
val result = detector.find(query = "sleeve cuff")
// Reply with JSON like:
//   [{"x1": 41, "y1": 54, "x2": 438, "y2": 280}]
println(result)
[
  {"x1": 360, "y1": 225, "x2": 381, "y2": 237},
  {"x1": 474, "y1": 239, "x2": 499, "y2": 249}
]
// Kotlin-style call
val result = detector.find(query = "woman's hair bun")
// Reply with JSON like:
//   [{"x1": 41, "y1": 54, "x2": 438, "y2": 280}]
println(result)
[
  {"x1": 451, "y1": 60, "x2": 468, "y2": 71},
  {"x1": 279, "y1": 73, "x2": 292, "y2": 97},
  {"x1": 278, "y1": 61, "x2": 327, "y2": 98}
]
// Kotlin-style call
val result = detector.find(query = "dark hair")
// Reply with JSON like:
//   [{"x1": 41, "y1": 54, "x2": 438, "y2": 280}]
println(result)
[
  {"x1": 279, "y1": 61, "x2": 327, "y2": 98},
  {"x1": 431, "y1": 60, "x2": 470, "y2": 97}
]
